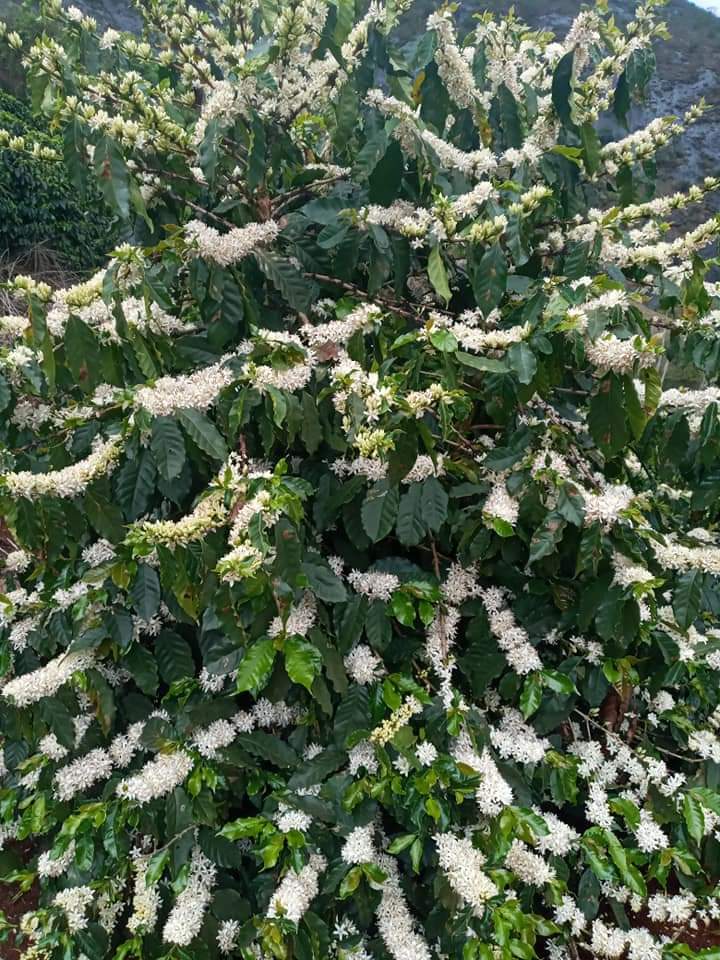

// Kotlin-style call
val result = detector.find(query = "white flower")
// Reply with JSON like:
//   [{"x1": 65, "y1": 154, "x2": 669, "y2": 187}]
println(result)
[
  {"x1": 341, "y1": 825, "x2": 376, "y2": 864},
  {"x1": 581, "y1": 483, "x2": 635, "y2": 530},
  {"x1": 505, "y1": 839, "x2": 556, "y2": 885},
  {"x1": 302, "y1": 303, "x2": 381, "y2": 346},
  {"x1": 375, "y1": 854, "x2": 432, "y2": 960},
  {"x1": 452, "y1": 735, "x2": 513, "y2": 817},
  {"x1": 267, "y1": 853, "x2": 327, "y2": 924},
  {"x1": 185, "y1": 218, "x2": 279, "y2": 266},
  {"x1": 435, "y1": 832, "x2": 497, "y2": 915},
  {"x1": 251, "y1": 698, "x2": 297, "y2": 728},
  {"x1": 53, "y1": 885, "x2": 94, "y2": 932},
  {"x1": 269, "y1": 592, "x2": 317, "y2": 638},
  {"x1": 38, "y1": 732, "x2": 69, "y2": 762},
  {"x1": 38, "y1": 841, "x2": 75, "y2": 878},
  {"x1": 128, "y1": 850, "x2": 161, "y2": 934},
  {"x1": 535, "y1": 810, "x2": 579, "y2": 856},
  {"x1": 554, "y1": 895, "x2": 587, "y2": 936},
  {"x1": 217, "y1": 919, "x2": 240, "y2": 954},
  {"x1": 135, "y1": 355, "x2": 236, "y2": 416},
  {"x1": 192, "y1": 719, "x2": 236, "y2": 759},
  {"x1": 344, "y1": 644, "x2": 383, "y2": 685},
  {"x1": 585, "y1": 334, "x2": 655, "y2": 375},
  {"x1": 81, "y1": 539, "x2": 116, "y2": 566},
  {"x1": 275, "y1": 805, "x2": 313, "y2": 834},
  {"x1": 3, "y1": 651, "x2": 95, "y2": 707},
  {"x1": 117, "y1": 751, "x2": 194, "y2": 805},
  {"x1": 348, "y1": 741, "x2": 378, "y2": 776},
  {"x1": 634, "y1": 809, "x2": 669, "y2": 853},
  {"x1": 415, "y1": 742, "x2": 438, "y2": 766},
  {"x1": 3, "y1": 438, "x2": 121, "y2": 500},
  {"x1": 347, "y1": 570, "x2": 400, "y2": 602},
  {"x1": 163, "y1": 846, "x2": 217, "y2": 946},
  {"x1": 54, "y1": 748, "x2": 113, "y2": 802},
  {"x1": 3, "y1": 549, "x2": 31, "y2": 573},
  {"x1": 490, "y1": 708, "x2": 550, "y2": 764}
]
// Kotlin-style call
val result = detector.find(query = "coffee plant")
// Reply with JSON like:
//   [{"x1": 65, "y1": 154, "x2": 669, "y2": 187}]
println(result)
[{"x1": 1, "y1": 1, "x2": 720, "y2": 959}]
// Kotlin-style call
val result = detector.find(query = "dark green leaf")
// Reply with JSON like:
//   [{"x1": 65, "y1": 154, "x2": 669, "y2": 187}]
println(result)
[
  {"x1": 131, "y1": 564, "x2": 161, "y2": 620},
  {"x1": 156, "y1": 630, "x2": 195, "y2": 683},
  {"x1": 151, "y1": 417, "x2": 186, "y2": 482},
  {"x1": 177, "y1": 408, "x2": 229, "y2": 461},
  {"x1": 361, "y1": 481, "x2": 400, "y2": 542}
]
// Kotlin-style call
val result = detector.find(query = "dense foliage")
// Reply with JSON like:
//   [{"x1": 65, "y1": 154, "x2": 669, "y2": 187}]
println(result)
[
  {"x1": 0, "y1": 89, "x2": 116, "y2": 270},
  {"x1": 1, "y1": 1, "x2": 720, "y2": 958}
]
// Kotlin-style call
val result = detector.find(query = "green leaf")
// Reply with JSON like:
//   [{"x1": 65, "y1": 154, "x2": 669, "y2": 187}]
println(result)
[
  {"x1": 247, "y1": 114, "x2": 266, "y2": 190},
  {"x1": 507, "y1": 341, "x2": 537, "y2": 385},
  {"x1": 604, "y1": 829, "x2": 646, "y2": 897},
  {"x1": 552, "y1": 50, "x2": 575, "y2": 128},
  {"x1": 39, "y1": 698, "x2": 76, "y2": 750},
  {"x1": 177, "y1": 408, "x2": 229, "y2": 461},
  {"x1": 684, "y1": 793, "x2": 705, "y2": 845},
  {"x1": 428, "y1": 328, "x2": 458, "y2": 352},
  {"x1": 588, "y1": 375, "x2": 629, "y2": 458},
  {"x1": 396, "y1": 484, "x2": 426, "y2": 546},
  {"x1": 124, "y1": 644, "x2": 159, "y2": 696},
  {"x1": 520, "y1": 673, "x2": 542, "y2": 719},
  {"x1": 389, "y1": 592, "x2": 415, "y2": 627},
  {"x1": 580, "y1": 121, "x2": 601, "y2": 175},
  {"x1": 64, "y1": 316, "x2": 101, "y2": 390},
  {"x1": 334, "y1": 685, "x2": 370, "y2": 747},
  {"x1": 274, "y1": 518, "x2": 302, "y2": 584},
  {"x1": 387, "y1": 426, "x2": 418, "y2": 484},
  {"x1": 235, "y1": 731, "x2": 298, "y2": 768},
  {"x1": 151, "y1": 417, "x2": 186, "y2": 482},
  {"x1": 421, "y1": 477, "x2": 448, "y2": 532},
  {"x1": 334, "y1": 80, "x2": 358, "y2": 151},
  {"x1": 339, "y1": 865, "x2": 363, "y2": 898},
  {"x1": 458, "y1": 617, "x2": 505, "y2": 696},
  {"x1": 528, "y1": 513, "x2": 566, "y2": 565},
  {"x1": 288, "y1": 748, "x2": 346, "y2": 790},
  {"x1": 236, "y1": 638, "x2": 276, "y2": 694},
  {"x1": 131, "y1": 563, "x2": 161, "y2": 621},
  {"x1": 456, "y1": 352, "x2": 508, "y2": 374},
  {"x1": 301, "y1": 392, "x2": 323, "y2": 454},
  {"x1": 361, "y1": 481, "x2": 400, "y2": 542},
  {"x1": 387, "y1": 833, "x2": 416, "y2": 854},
  {"x1": 673, "y1": 569, "x2": 704, "y2": 630},
  {"x1": 220, "y1": 816, "x2": 267, "y2": 840},
  {"x1": 0, "y1": 374, "x2": 10, "y2": 413},
  {"x1": 428, "y1": 246, "x2": 452, "y2": 304},
  {"x1": 622, "y1": 376, "x2": 646, "y2": 441},
  {"x1": 471, "y1": 244, "x2": 507, "y2": 315},
  {"x1": 302, "y1": 556, "x2": 347, "y2": 603},
  {"x1": 495, "y1": 83, "x2": 523, "y2": 149},
  {"x1": 115, "y1": 449, "x2": 157, "y2": 522},
  {"x1": 284, "y1": 636, "x2": 322, "y2": 691},
  {"x1": 93, "y1": 135, "x2": 130, "y2": 218},
  {"x1": 542, "y1": 670, "x2": 575, "y2": 695},
  {"x1": 145, "y1": 849, "x2": 169, "y2": 887},
  {"x1": 255, "y1": 253, "x2": 318, "y2": 313},
  {"x1": 156, "y1": 630, "x2": 195, "y2": 683}
]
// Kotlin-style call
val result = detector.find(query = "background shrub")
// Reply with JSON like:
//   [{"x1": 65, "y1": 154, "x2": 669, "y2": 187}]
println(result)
[{"x1": 0, "y1": 90, "x2": 116, "y2": 270}]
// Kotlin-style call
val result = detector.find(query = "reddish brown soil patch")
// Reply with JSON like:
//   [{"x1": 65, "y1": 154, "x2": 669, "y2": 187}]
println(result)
[
  {"x1": 0, "y1": 843, "x2": 39, "y2": 960},
  {"x1": 641, "y1": 916, "x2": 720, "y2": 951}
]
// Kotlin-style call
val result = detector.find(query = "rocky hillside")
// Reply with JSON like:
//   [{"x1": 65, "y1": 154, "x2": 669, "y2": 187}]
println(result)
[{"x1": 445, "y1": 0, "x2": 720, "y2": 203}]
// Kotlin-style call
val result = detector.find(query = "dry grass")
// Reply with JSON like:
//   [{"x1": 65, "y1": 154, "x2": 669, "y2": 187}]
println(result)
[{"x1": 0, "y1": 244, "x2": 80, "y2": 315}]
